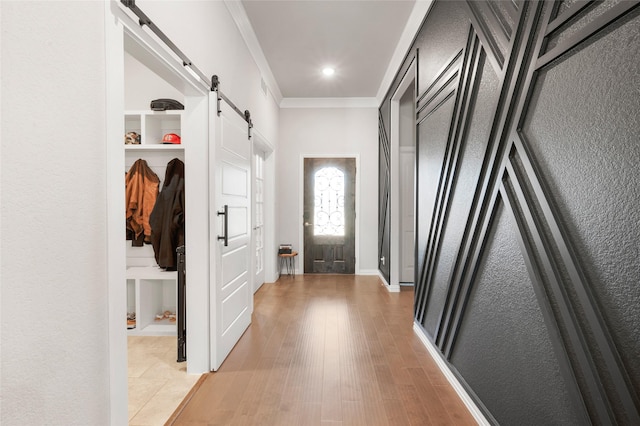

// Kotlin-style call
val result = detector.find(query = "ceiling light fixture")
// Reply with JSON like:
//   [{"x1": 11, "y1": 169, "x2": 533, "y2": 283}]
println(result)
[{"x1": 322, "y1": 67, "x2": 335, "y2": 76}]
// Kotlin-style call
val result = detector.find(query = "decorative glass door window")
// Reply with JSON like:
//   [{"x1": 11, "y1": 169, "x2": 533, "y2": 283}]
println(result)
[{"x1": 314, "y1": 166, "x2": 345, "y2": 236}]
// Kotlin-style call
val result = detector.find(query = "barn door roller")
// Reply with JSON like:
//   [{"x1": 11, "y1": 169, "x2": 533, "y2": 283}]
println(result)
[{"x1": 121, "y1": 0, "x2": 253, "y2": 138}]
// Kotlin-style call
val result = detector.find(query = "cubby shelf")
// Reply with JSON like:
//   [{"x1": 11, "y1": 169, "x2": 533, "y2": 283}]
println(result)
[
  {"x1": 124, "y1": 109, "x2": 183, "y2": 336},
  {"x1": 125, "y1": 144, "x2": 183, "y2": 151},
  {"x1": 124, "y1": 110, "x2": 182, "y2": 149},
  {"x1": 126, "y1": 265, "x2": 177, "y2": 280},
  {"x1": 126, "y1": 268, "x2": 177, "y2": 336}
]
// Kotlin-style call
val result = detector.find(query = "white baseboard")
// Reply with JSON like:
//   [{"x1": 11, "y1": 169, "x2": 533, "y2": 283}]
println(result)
[
  {"x1": 278, "y1": 270, "x2": 381, "y2": 277},
  {"x1": 413, "y1": 323, "x2": 490, "y2": 426},
  {"x1": 377, "y1": 271, "x2": 400, "y2": 292},
  {"x1": 378, "y1": 270, "x2": 389, "y2": 286},
  {"x1": 386, "y1": 284, "x2": 400, "y2": 292}
]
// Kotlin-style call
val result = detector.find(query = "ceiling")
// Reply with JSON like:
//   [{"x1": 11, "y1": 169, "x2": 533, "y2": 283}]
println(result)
[{"x1": 238, "y1": 0, "x2": 421, "y2": 101}]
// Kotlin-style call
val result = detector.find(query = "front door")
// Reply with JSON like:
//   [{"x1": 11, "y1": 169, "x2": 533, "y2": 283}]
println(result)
[
  {"x1": 303, "y1": 158, "x2": 356, "y2": 273},
  {"x1": 210, "y1": 96, "x2": 252, "y2": 371}
]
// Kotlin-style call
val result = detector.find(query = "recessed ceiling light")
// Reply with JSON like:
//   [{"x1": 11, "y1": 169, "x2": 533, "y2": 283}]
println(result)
[{"x1": 322, "y1": 67, "x2": 335, "y2": 76}]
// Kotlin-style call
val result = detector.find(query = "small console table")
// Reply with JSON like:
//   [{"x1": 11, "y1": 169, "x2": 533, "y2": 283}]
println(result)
[{"x1": 278, "y1": 251, "x2": 298, "y2": 277}]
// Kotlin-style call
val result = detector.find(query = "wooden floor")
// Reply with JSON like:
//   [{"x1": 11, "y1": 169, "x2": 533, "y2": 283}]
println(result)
[{"x1": 168, "y1": 274, "x2": 476, "y2": 425}]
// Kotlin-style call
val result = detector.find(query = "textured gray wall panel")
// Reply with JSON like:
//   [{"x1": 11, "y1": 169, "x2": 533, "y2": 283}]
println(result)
[
  {"x1": 422, "y1": 54, "x2": 501, "y2": 336},
  {"x1": 379, "y1": 0, "x2": 640, "y2": 422},
  {"x1": 414, "y1": 1, "x2": 469, "y2": 94},
  {"x1": 450, "y1": 201, "x2": 585, "y2": 425},
  {"x1": 522, "y1": 13, "x2": 640, "y2": 394},
  {"x1": 379, "y1": 111, "x2": 391, "y2": 283},
  {"x1": 546, "y1": 0, "x2": 625, "y2": 51},
  {"x1": 416, "y1": 96, "x2": 456, "y2": 317}
]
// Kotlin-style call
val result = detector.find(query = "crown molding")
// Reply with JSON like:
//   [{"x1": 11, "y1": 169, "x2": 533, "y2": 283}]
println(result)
[
  {"x1": 227, "y1": 0, "x2": 432, "y2": 109},
  {"x1": 280, "y1": 97, "x2": 378, "y2": 109},
  {"x1": 375, "y1": 0, "x2": 434, "y2": 106},
  {"x1": 224, "y1": 0, "x2": 283, "y2": 104}
]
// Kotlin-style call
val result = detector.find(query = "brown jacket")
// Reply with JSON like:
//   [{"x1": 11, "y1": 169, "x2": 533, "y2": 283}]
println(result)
[{"x1": 125, "y1": 159, "x2": 160, "y2": 244}]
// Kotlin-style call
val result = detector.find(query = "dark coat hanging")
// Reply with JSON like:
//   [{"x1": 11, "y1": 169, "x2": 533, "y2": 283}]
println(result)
[{"x1": 149, "y1": 158, "x2": 185, "y2": 271}]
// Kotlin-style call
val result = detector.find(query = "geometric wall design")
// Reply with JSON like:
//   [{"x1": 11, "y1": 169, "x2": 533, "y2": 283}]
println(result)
[
  {"x1": 378, "y1": 111, "x2": 391, "y2": 282},
  {"x1": 378, "y1": 0, "x2": 640, "y2": 423}
]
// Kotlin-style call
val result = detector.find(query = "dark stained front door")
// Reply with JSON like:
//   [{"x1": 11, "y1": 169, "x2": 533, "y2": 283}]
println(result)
[{"x1": 303, "y1": 158, "x2": 356, "y2": 273}]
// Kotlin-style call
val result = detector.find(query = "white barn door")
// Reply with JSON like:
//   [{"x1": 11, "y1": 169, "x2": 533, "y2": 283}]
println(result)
[{"x1": 209, "y1": 96, "x2": 253, "y2": 371}]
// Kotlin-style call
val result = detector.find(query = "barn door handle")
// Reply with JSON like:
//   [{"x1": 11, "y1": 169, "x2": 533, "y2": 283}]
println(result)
[
  {"x1": 217, "y1": 205, "x2": 228, "y2": 246},
  {"x1": 304, "y1": 222, "x2": 313, "y2": 226}
]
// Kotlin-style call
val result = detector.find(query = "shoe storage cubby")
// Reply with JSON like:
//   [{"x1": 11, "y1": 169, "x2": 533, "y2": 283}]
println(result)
[
  {"x1": 127, "y1": 267, "x2": 177, "y2": 336},
  {"x1": 124, "y1": 110, "x2": 182, "y2": 149},
  {"x1": 124, "y1": 109, "x2": 183, "y2": 335}
]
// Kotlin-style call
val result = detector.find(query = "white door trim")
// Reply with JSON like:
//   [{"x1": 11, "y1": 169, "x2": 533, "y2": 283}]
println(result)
[
  {"x1": 252, "y1": 130, "x2": 279, "y2": 283},
  {"x1": 105, "y1": 2, "x2": 210, "y2": 422},
  {"x1": 104, "y1": 5, "x2": 128, "y2": 423},
  {"x1": 251, "y1": 130, "x2": 274, "y2": 291}
]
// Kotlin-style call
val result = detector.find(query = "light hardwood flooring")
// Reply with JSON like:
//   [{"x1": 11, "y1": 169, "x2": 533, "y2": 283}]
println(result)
[
  {"x1": 128, "y1": 336, "x2": 201, "y2": 425},
  {"x1": 168, "y1": 274, "x2": 476, "y2": 425}
]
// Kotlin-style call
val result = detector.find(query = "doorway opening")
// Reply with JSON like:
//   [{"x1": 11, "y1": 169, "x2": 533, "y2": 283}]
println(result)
[
  {"x1": 390, "y1": 58, "x2": 417, "y2": 290},
  {"x1": 303, "y1": 157, "x2": 357, "y2": 274},
  {"x1": 398, "y1": 80, "x2": 416, "y2": 285},
  {"x1": 122, "y1": 33, "x2": 201, "y2": 422},
  {"x1": 106, "y1": 4, "x2": 211, "y2": 421}
]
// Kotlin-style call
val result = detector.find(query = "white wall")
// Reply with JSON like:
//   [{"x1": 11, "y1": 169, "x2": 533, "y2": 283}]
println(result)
[
  {"x1": 1, "y1": 0, "x2": 282, "y2": 423},
  {"x1": 124, "y1": 51, "x2": 184, "y2": 110},
  {"x1": 278, "y1": 107, "x2": 379, "y2": 273},
  {"x1": 135, "y1": 0, "x2": 279, "y2": 144},
  {"x1": 124, "y1": 2, "x2": 282, "y2": 283},
  {"x1": 1, "y1": 2, "x2": 110, "y2": 424}
]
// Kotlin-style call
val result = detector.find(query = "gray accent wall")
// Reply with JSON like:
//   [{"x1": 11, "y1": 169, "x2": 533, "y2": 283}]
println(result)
[{"x1": 378, "y1": 0, "x2": 640, "y2": 424}]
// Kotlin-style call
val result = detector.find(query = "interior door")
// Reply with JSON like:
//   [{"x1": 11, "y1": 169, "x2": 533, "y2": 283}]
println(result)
[
  {"x1": 400, "y1": 148, "x2": 415, "y2": 283},
  {"x1": 252, "y1": 149, "x2": 265, "y2": 292},
  {"x1": 303, "y1": 157, "x2": 356, "y2": 273},
  {"x1": 210, "y1": 96, "x2": 253, "y2": 371}
]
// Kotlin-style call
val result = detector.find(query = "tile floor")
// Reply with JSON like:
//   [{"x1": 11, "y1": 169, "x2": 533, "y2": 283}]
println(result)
[{"x1": 128, "y1": 336, "x2": 201, "y2": 425}]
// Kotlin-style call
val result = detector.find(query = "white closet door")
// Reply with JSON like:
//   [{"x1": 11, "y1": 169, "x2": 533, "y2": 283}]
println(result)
[
  {"x1": 209, "y1": 95, "x2": 253, "y2": 371},
  {"x1": 253, "y1": 150, "x2": 266, "y2": 292}
]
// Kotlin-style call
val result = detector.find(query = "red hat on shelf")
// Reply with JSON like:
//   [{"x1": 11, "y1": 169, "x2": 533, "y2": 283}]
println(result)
[{"x1": 162, "y1": 133, "x2": 181, "y2": 144}]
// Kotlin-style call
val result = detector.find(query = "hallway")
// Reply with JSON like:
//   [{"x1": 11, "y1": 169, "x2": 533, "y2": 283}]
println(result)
[{"x1": 168, "y1": 275, "x2": 476, "y2": 425}]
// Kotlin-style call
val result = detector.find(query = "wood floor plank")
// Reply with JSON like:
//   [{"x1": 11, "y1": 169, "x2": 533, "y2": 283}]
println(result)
[
  {"x1": 409, "y1": 367, "x2": 461, "y2": 425},
  {"x1": 322, "y1": 302, "x2": 343, "y2": 423},
  {"x1": 230, "y1": 357, "x2": 275, "y2": 420},
  {"x1": 374, "y1": 364, "x2": 400, "y2": 400},
  {"x1": 169, "y1": 275, "x2": 476, "y2": 426},
  {"x1": 434, "y1": 384, "x2": 478, "y2": 426},
  {"x1": 397, "y1": 383, "x2": 434, "y2": 425},
  {"x1": 383, "y1": 399, "x2": 412, "y2": 426}
]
